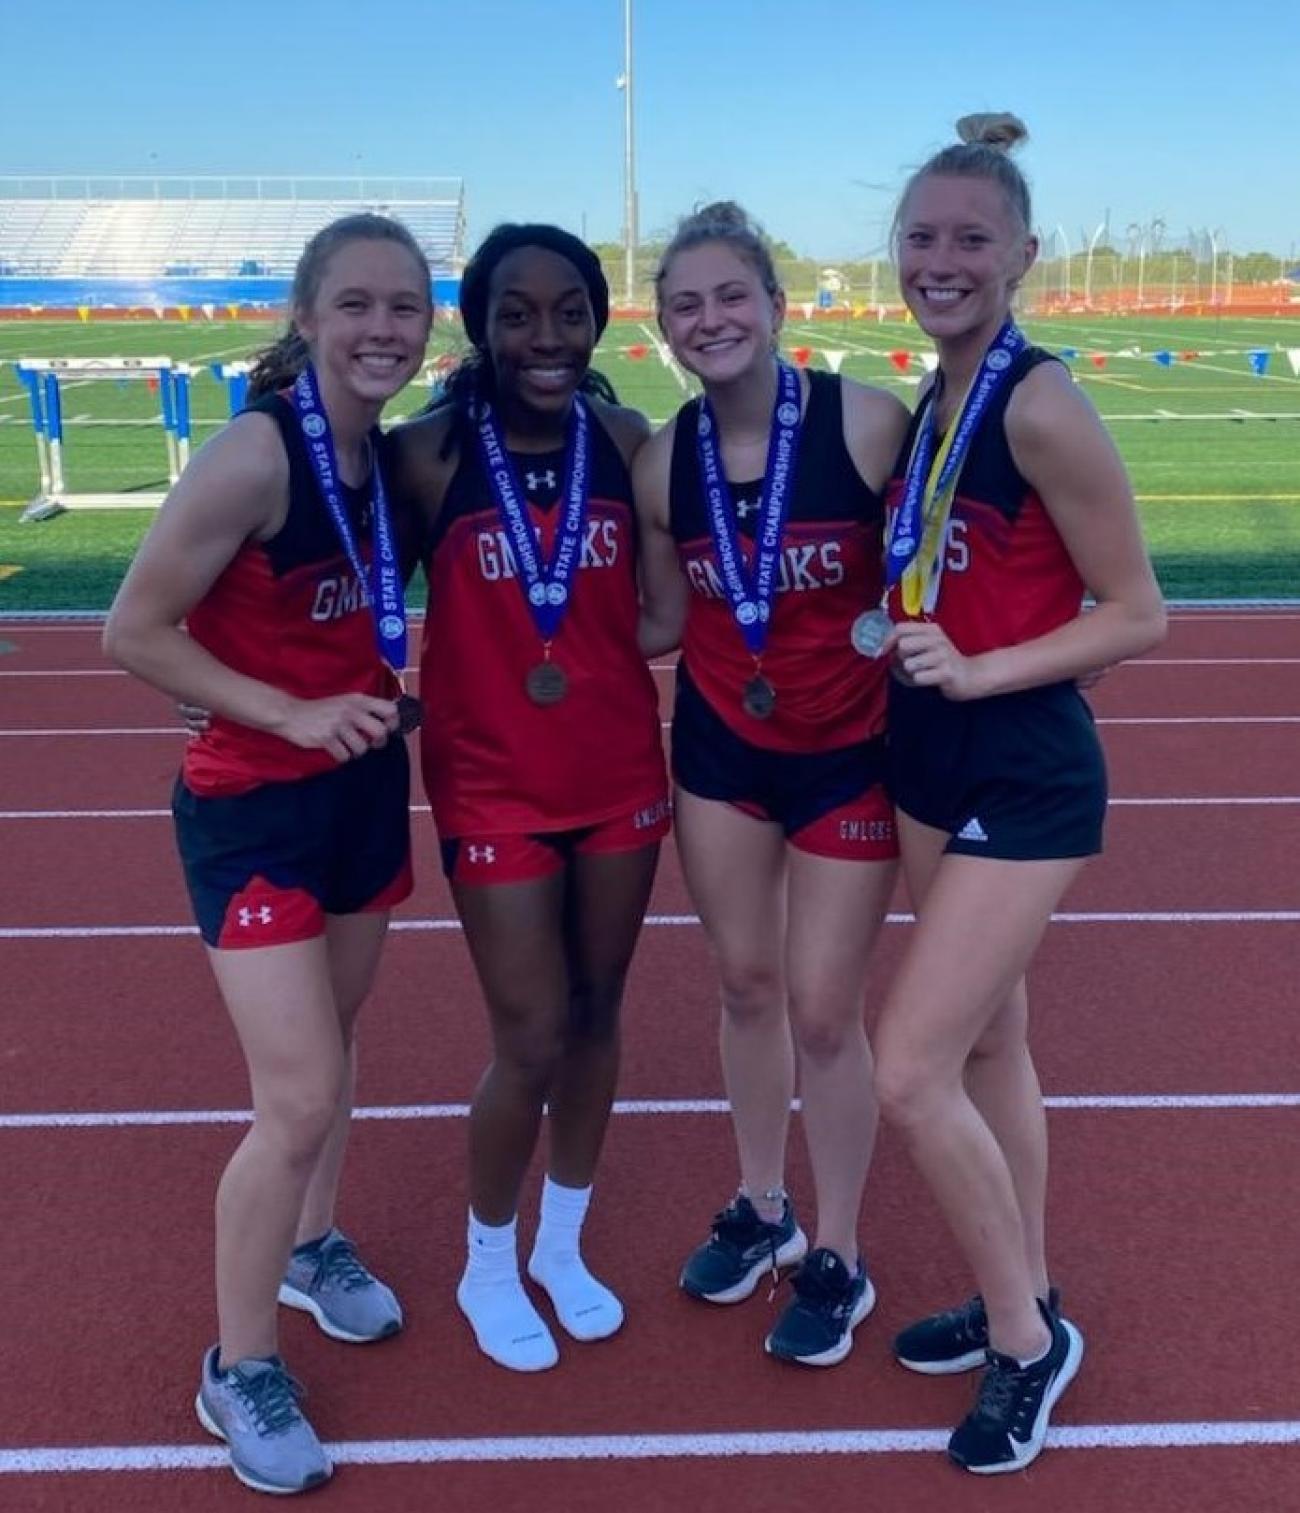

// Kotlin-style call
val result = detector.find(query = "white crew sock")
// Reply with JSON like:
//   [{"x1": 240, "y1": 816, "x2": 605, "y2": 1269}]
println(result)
[
  {"x1": 526, "y1": 1177, "x2": 624, "y2": 1342},
  {"x1": 456, "y1": 1211, "x2": 557, "y2": 1372}
]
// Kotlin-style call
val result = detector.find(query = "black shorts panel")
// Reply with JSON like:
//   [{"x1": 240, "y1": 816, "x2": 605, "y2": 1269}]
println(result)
[
  {"x1": 671, "y1": 663, "x2": 889, "y2": 838},
  {"x1": 886, "y1": 676, "x2": 1107, "y2": 861},
  {"x1": 173, "y1": 737, "x2": 412, "y2": 946}
]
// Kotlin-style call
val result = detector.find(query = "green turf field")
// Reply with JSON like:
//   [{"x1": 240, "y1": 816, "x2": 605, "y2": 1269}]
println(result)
[{"x1": 2, "y1": 312, "x2": 1298, "y2": 610}]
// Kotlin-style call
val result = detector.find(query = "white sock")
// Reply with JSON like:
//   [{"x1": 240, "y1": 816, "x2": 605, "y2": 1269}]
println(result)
[
  {"x1": 457, "y1": 1211, "x2": 557, "y2": 1372},
  {"x1": 527, "y1": 1177, "x2": 624, "y2": 1342}
]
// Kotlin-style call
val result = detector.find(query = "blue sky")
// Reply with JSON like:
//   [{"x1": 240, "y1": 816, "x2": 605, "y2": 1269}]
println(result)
[{"x1": 3, "y1": 0, "x2": 1295, "y2": 259}]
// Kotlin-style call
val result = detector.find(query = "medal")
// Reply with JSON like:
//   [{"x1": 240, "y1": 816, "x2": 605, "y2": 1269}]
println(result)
[
  {"x1": 395, "y1": 693, "x2": 424, "y2": 734},
  {"x1": 851, "y1": 607, "x2": 893, "y2": 659},
  {"x1": 290, "y1": 365, "x2": 412, "y2": 707},
  {"x1": 526, "y1": 661, "x2": 568, "y2": 706},
  {"x1": 742, "y1": 674, "x2": 776, "y2": 720},
  {"x1": 695, "y1": 361, "x2": 804, "y2": 717}
]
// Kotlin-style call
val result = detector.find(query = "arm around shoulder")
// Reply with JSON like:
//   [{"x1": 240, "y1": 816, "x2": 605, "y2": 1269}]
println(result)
[
  {"x1": 840, "y1": 379, "x2": 911, "y2": 494},
  {"x1": 632, "y1": 421, "x2": 688, "y2": 658}
]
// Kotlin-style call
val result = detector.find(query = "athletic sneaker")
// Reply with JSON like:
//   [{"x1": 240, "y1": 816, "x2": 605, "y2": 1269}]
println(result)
[
  {"x1": 680, "y1": 1194, "x2": 808, "y2": 1304},
  {"x1": 764, "y1": 1247, "x2": 876, "y2": 1367},
  {"x1": 894, "y1": 1287, "x2": 1061, "y2": 1375},
  {"x1": 279, "y1": 1228, "x2": 403, "y2": 1343},
  {"x1": 195, "y1": 1346, "x2": 332, "y2": 1495},
  {"x1": 947, "y1": 1305, "x2": 1085, "y2": 1474}
]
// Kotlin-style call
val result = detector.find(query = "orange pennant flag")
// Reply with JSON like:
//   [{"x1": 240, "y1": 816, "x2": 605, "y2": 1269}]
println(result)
[
  {"x1": 888, "y1": 350, "x2": 911, "y2": 372},
  {"x1": 626, "y1": 343, "x2": 649, "y2": 360},
  {"x1": 226, "y1": 304, "x2": 240, "y2": 319},
  {"x1": 1089, "y1": 353, "x2": 1108, "y2": 370},
  {"x1": 1180, "y1": 350, "x2": 1199, "y2": 361},
  {"x1": 791, "y1": 346, "x2": 813, "y2": 367}
]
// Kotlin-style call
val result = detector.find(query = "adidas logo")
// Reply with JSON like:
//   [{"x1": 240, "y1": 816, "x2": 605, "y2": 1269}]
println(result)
[{"x1": 956, "y1": 816, "x2": 989, "y2": 843}]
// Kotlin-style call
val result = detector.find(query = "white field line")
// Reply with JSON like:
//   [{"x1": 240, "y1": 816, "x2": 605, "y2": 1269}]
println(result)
[
  {"x1": 3, "y1": 911, "x2": 1298, "y2": 943},
  {"x1": 4, "y1": 1419, "x2": 1300, "y2": 1474},
  {"x1": 3, "y1": 1091, "x2": 1299, "y2": 1132}
]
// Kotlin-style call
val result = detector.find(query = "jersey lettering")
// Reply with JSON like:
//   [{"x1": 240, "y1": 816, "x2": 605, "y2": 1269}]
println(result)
[
  {"x1": 475, "y1": 519, "x2": 620, "y2": 582},
  {"x1": 686, "y1": 542, "x2": 844, "y2": 599},
  {"x1": 309, "y1": 572, "x2": 372, "y2": 622},
  {"x1": 944, "y1": 518, "x2": 970, "y2": 574}
]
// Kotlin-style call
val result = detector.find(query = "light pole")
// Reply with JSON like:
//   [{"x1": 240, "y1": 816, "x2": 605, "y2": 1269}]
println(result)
[
  {"x1": 1208, "y1": 225, "x2": 1225, "y2": 307},
  {"x1": 615, "y1": 0, "x2": 638, "y2": 307},
  {"x1": 1054, "y1": 224, "x2": 1072, "y2": 302},
  {"x1": 1083, "y1": 219, "x2": 1107, "y2": 308}
]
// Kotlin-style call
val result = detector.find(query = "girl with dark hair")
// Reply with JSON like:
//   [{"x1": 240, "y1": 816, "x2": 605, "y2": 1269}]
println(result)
[
  {"x1": 635, "y1": 201, "x2": 910, "y2": 1369},
  {"x1": 104, "y1": 213, "x2": 433, "y2": 1494},
  {"x1": 388, "y1": 224, "x2": 668, "y2": 1373},
  {"x1": 872, "y1": 114, "x2": 1164, "y2": 1472}
]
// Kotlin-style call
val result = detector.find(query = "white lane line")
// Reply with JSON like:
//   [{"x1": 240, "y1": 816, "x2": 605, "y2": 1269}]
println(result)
[
  {"x1": 2, "y1": 911, "x2": 1297, "y2": 942},
  {"x1": 0, "y1": 728, "x2": 183, "y2": 737},
  {"x1": 3, "y1": 1092, "x2": 1298, "y2": 1131},
  {"x1": 4, "y1": 1419, "x2": 1300, "y2": 1474},
  {"x1": 5, "y1": 795, "x2": 1300, "y2": 821}
]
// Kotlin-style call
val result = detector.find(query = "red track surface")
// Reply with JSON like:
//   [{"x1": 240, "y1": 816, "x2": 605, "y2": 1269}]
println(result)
[{"x1": 1, "y1": 612, "x2": 1298, "y2": 1511}]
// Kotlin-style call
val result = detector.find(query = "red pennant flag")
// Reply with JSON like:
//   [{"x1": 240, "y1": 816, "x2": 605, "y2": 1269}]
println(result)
[
  {"x1": 433, "y1": 353, "x2": 456, "y2": 372},
  {"x1": 888, "y1": 350, "x2": 911, "y2": 372},
  {"x1": 791, "y1": 346, "x2": 813, "y2": 367},
  {"x1": 146, "y1": 376, "x2": 159, "y2": 393},
  {"x1": 627, "y1": 343, "x2": 649, "y2": 360},
  {"x1": 1089, "y1": 353, "x2": 1107, "y2": 370},
  {"x1": 1180, "y1": 350, "x2": 1199, "y2": 361}
]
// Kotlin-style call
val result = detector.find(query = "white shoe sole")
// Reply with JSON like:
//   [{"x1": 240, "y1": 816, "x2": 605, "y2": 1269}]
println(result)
[
  {"x1": 896, "y1": 1345, "x2": 987, "y2": 1375},
  {"x1": 277, "y1": 1281, "x2": 402, "y2": 1344},
  {"x1": 681, "y1": 1227, "x2": 809, "y2": 1305}
]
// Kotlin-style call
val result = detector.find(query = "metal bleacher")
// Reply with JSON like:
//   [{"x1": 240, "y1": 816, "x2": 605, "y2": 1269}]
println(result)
[{"x1": 0, "y1": 177, "x2": 466, "y2": 280}]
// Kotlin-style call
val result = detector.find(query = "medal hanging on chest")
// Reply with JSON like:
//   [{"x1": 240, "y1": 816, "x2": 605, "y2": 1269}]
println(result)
[
  {"x1": 868, "y1": 319, "x2": 1026, "y2": 647},
  {"x1": 694, "y1": 362, "x2": 804, "y2": 721},
  {"x1": 473, "y1": 393, "x2": 590, "y2": 707},
  {"x1": 290, "y1": 366, "x2": 422, "y2": 730}
]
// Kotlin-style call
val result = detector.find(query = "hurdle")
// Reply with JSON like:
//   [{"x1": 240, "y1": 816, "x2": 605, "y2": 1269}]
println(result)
[{"x1": 17, "y1": 356, "x2": 194, "y2": 521}]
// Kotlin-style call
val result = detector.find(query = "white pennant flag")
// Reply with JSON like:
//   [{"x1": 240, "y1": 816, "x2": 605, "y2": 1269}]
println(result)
[
  {"x1": 201, "y1": 303, "x2": 215, "y2": 321},
  {"x1": 1287, "y1": 348, "x2": 1300, "y2": 377},
  {"x1": 799, "y1": 302, "x2": 814, "y2": 321},
  {"x1": 823, "y1": 349, "x2": 848, "y2": 374},
  {"x1": 920, "y1": 351, "x2": 939, "y2": 372}
]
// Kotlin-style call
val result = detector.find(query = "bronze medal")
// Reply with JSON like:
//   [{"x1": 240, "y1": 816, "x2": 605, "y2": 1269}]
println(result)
[
  {"x1": 526, "y1": 661, "x2": 568, "y2": 706},
  {"x1": 741, "y1": 674, "x2": 776, "y2": 720},
  {"x1": 395, "y1": 693, "x2": 424, "y2": 734}
]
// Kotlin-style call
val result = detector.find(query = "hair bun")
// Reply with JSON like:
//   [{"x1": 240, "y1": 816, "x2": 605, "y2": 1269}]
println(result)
[{"x1": 955, "y1": 112, "x2": 1028, "y2": 152}]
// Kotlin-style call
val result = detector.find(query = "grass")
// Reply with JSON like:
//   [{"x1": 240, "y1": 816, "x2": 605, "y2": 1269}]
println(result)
[{"x1": 1, "y1": 313, "x2": 1298, "y2": 610}]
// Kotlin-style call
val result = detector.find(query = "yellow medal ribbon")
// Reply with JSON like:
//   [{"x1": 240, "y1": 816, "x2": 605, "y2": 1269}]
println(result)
[{"x1": 899, "y1": 373, "x2": 974, "y2": 618}]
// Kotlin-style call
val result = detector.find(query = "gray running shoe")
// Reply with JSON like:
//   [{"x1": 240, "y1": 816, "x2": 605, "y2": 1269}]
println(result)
[
  {"x1": 279, "y1": 1228, "x2": 403, "y2": 1343},
  {"x1": 195, "y1": 1346, "x2": 332, "y2": 1495}
]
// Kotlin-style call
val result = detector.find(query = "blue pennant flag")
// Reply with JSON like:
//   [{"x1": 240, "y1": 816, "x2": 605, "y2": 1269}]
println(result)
[
  {"x1": 1248, "y1": 349, "x2": 1270, "y2": 376},
  {"x1": 1153, "y1": 350, "x2": 1174, "y2": 367},
  {"x1": 1058, "y1": 347, "x2": 1079, "y2": 359}
]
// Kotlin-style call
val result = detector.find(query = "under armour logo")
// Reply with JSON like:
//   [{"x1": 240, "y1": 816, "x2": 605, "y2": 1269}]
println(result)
[
  {"x1": 735, "y1": 495, "x2": 761, "y2": 519},
  {"x1": 237, "y1": 905, "x2": 274, "y2": 927},
  {"x1": 467, "y1": 845, "x2": 497, "y2": 864},
  {"x1": 525, "y1": 469, "x2": 557, "y2": 491}
]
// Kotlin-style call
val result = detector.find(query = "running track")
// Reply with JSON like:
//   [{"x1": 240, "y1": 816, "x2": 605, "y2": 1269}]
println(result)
[{"x1": 0, "y1": 611, "x2": 1297, "y2": 1511}]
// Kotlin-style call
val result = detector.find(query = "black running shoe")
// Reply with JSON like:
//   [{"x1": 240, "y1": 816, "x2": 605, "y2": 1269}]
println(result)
[
  {"x1": 947, "y1": 1305, "x2": 1084, "y2": 1474},
  {"x1": 894, "y1": 1287, "x2": 1061, "y2": 1375},
  {"x1": 679, "y1": 1195, "x2": 807, "y2": 1304},
  {"x1": 764, "y1": 1247, "x2": 876, "y2": 1367}
]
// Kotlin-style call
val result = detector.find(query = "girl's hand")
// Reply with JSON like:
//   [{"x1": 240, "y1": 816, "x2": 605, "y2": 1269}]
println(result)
[
  {"x1": 885, "y1": 620, "x2": 987, "y2": 702},
  {"x1": 273, "y1": 693, "x2": 400, "y2": 762}
]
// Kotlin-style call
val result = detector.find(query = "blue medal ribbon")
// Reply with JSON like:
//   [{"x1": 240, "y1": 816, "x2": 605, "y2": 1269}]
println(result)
[
  {"x1": 290, "y1": 365, "x2": 407, "y2": 672},
  {"x1": 694, "y1": 361, "x2": 804, "y2": 658},
  {"x1": 473, "y1": 393, "x2": 591, "y2": 643},
  {"x1": 886, "y1": 319, "x2": 1026, "y2": 597}
]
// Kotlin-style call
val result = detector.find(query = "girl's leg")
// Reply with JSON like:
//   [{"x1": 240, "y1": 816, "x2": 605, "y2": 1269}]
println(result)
[
  {"x1": 452, "y1": 872, "x2": 569, "y2": 1371},
  {"x1": 673, "y1": 788, "x2": 791, "y2": 1207},
  {"x1": 783, "y1": 851, "x2": 896, "y2": 1269},
  {"x1": 207, "y1": 939, "x2": 349, "y2": 1366},
  {"x1": 526, "y1": 841, "x2": 661, "y2": 1340},
  {"x1": 873, "y1": 842, "x2": 1083, "y2": 1360}
]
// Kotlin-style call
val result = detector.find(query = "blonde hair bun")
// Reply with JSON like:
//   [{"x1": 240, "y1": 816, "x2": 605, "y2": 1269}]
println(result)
[{"x1": 955, "y1": 113, "x2": 1028, "y2": 153}]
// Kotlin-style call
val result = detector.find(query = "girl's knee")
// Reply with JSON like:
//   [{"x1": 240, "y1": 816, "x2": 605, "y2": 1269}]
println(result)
[
  {"x1": 256, "y1": 1084, "x2": 343, "y2": 1168},
  {"x1": 717, "y1": 959, "x2": 784, "y2": 1026},
  {"x1": 873, "y1": 1051, "x2": 950, "y2": 1133},
  {"x1": 788, "y1": 995, "x2": 864, "y2": 1064}
]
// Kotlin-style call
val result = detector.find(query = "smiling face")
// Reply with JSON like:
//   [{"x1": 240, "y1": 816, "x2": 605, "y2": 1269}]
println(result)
[
  {"x1": 294, "y1": 236, "x2": 431, "y2": 413},
  {"x1": 484, "y1": 245, "x2": 597, "y2": 420},
  {"x1": 897, "y1": 173, "x2": 1037, "y2": 355},
  {"x1": 657, "y1": 240, "x2": 785, "y2": 388}
]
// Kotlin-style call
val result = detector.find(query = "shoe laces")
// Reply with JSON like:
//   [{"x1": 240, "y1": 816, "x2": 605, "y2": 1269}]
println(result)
[
  {"x1": 971, "y1": 1352, "x2": 1036, "y2": 1431},
  {"x1": 782, "y1": 1251, "x2": 855, "y2": 1314},
  {"x1": 231, "y1": 1361, "x2": 307, "y2": 1438},
  {"x1": 937, "y1": 1294, "x2": 987, "y2": 1345},
  {"x1": 313, "y1": 1234, "x2": 374, "y2": 1294},
  {"x1": 711, "y1": 1198, "x2": 785, "y2": 1288}
]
